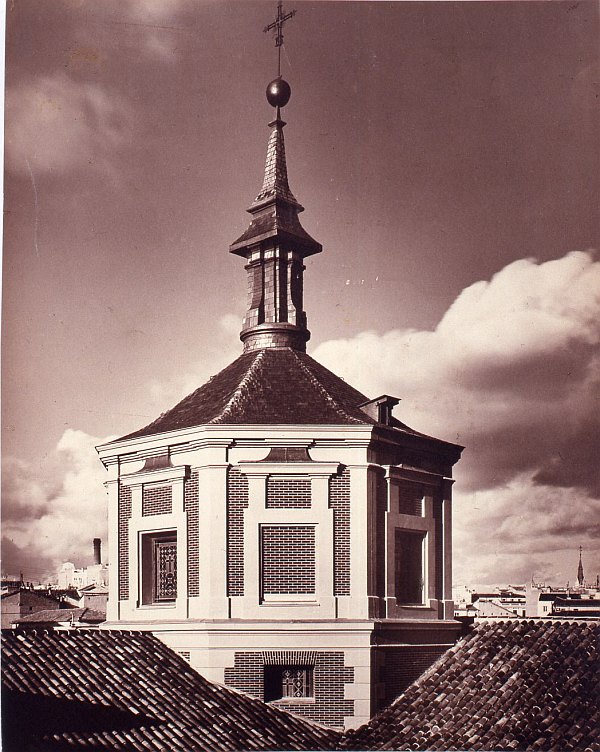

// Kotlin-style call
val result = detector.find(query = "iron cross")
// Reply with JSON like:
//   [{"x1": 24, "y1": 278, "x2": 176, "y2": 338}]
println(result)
[{"x1": 264, "y1": 1, "x2": 297, "y2": 76}]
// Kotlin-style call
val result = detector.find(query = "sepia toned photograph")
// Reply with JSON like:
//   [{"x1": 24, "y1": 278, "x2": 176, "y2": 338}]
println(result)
[{"x1": 2, "y1": 1, "x2": 599, "y2": 750}]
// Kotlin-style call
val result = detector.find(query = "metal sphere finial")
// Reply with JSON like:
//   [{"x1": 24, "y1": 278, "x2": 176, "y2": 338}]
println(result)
[{"x1": 266, "y1": 77, "x2": 291, "y2": 108}]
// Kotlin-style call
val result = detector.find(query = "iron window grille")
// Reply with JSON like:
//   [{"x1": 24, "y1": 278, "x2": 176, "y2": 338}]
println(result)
[
  {"x1": 264, "y1": 666, "x2": 314, "y2": 702},
  {"x1": 140, "y1": 531, "x2": 177, "y2": 605}
]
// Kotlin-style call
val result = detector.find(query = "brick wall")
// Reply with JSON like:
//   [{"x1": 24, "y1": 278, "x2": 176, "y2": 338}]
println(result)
[
  {"x1": 118, "y1": 486, "x2": 132, "y2": 600},
  {"x1": 185, "y1": 472, "x2": 199, "y2": 598},
  {"x1": 329, "y1": 469, "x2": 350, "y2": 596},
  {"x1": 434, "y1": 498, "x2": 443, "y2": 599},
  {"x1": 227, "y1": 468, "x2": 249, "y2": 596},
  {"x1": 261, "y1": 526, "x2": 315, "y2": 595},
  {"x1": 224, "y1": 650, "x2": 354, "y2": 729},
  {"x1": 266, "y1": 477, "x2": 311, "y2": 508},
  {"x1": 375, "y1": 472, "x2": 387, "y2": 603},
  {"x1": 142, "y1": 484, "x2": 172, "y2": 516},
  {"x1": 398, "y1": 483, "x2": 423, "y2": 516},
  {"x1": 376, "y1": 645, "x2": 450, "y2": 710}
]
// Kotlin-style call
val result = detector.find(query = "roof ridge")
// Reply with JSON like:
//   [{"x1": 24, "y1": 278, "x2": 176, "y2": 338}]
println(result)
[
  {"x1": 210, "y1": 350, "x2": 265, "y2": 424},
  {"x1": 290, "y1": 350, "x2": 365, "y2": 424}
]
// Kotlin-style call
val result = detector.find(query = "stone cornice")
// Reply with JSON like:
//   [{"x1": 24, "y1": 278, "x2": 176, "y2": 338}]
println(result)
[
  {"x1": 237, "y1": 460, "x2": 341, "y2": 477},
  {"x1": 97, "y1": 424, "x2": 375, "y2": 466},
  {"x1": 119, "y1": 464, "x2": 190, "y2": 487}
]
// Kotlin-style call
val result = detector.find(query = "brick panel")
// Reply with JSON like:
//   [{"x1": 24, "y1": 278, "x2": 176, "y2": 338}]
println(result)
[
  {"x1": 224, "y1": 650, "x2": 354, "y2": 729},
  {"x1": 118, "y1": 486, "x2": 132, "y2": 600},
  {"x1": 375, "y1": 472, "x2": 387, "y2": 601},
  {"x1": 261, "y1": 526, "x2": 315, "y2": 595},
  {"x1": 376, "y1": 645, "x2": 450, "y2": 710},
  {"x1": 227, "y1": 468, "x2": 249, "y2": 596},
  {"x1": 398, "y1": 483, "x2": 423, "y2": 516},
  {"x1": 266, "y1": 477, "x2": 311, "y2": 508},
  {"x1": 142, "y1": 484, "x2": 172, "y2": 516},
  {"x1": 185, "y1": 472, "x2": 199, "y2": 597},
  {"x1": 329, "y1": 469, "x2": 350, "y2": 596},
  {"x1": 434, "y1": 498, "x2": 443, "y2": 599}
]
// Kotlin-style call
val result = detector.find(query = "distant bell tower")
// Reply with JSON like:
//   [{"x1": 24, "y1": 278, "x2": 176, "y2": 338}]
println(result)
[{"x1": 577, "y1": 546, "x2": 584, "y2": 587}]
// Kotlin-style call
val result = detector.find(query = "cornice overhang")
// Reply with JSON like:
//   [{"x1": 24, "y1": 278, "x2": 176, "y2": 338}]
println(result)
[
  {"x1": 96, "y1": 423, "x2": 376, "y2": 467},
  {"x1": 371, "y1": 423, "x2": 464, "y2": 465}
]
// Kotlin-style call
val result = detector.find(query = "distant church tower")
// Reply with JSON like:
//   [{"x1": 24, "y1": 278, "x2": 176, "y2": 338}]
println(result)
[
  {"x1": 97, "y1": 6, "x2": 463, "y2": 730},
  {"x1": 577, "y1": 546, "x2": 584, "y2": 587}
]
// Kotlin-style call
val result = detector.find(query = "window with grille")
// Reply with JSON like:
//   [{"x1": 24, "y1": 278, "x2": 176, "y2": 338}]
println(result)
[
  {"x1": 264, "y1": 666, "x2": 314, "y2": 702},
  {"x1": 140, "y1": 531, "x2": 177, "y2": 605},
  {"x1": 395, "y1": 529, "x2": 425, "y2": 605}
]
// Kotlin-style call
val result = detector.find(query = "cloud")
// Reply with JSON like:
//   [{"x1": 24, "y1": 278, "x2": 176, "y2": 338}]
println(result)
[
  {"x1": 313, "y1": 251, "x2": 600, "y2": 585},
  {"x1": 313, "y1": 251, "x2": 600, "y2": 492},
  {"x1": 124, "y1": 0, "x2": 191, "y2": 21},
  {"x1": 5, "y1": 72, "x2": 133, "y2": 177},
  {"x1": 453, "y1": 475, "x2": 600, "y2": 587},
  {"x1": 146, "y1": 314, "x2": 242, "y2": 414},
  {"x1": 1, "y1": 430, "x2": 113, "y2": 581}
]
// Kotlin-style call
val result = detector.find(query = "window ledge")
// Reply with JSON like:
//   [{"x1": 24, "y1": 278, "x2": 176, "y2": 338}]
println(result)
[
  {"x1": 260, "y1": 600, "x2": 319, "y2": 607},
  {"x1": 397, "y1": 604, "x2": 429, "y2": 609},
  {"x1": 271, "y1": 698, "x2": 316, "y2": 705}
]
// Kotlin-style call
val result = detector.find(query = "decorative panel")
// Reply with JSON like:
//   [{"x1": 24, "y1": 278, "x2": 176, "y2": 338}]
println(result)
[
  {"x1": 398, "y1": 484, "x2": 423, "y2": 516},
  {"x1": 261, "y1": 526, "x2": 315, "y2": 596},
  {"x1": 329, "y1": 469, "x2": 350, "y2": 596},
  {"x1": 118, "y1": 486, "x2": 132, "y2": 600},
  {"x1": 227, "y1": 468, "x2": 249, "y2": 596},
  {"x1": 185, "y1": 471, "x2": 199, "y2": 597},
  {"x1": 266, "y1": 477, "x2": 311, "y2": 508}
]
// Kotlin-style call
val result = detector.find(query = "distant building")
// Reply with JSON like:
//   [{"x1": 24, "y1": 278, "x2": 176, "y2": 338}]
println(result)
[
  {"x1": 455, "y1": 586, "x2": 527, "y2": 619},
  {"x1": 11, "y1": 607, "x2": 106, "y2": 630},
  {"x1": 79, "y1": 583, "x2": 109, "y2": 615},
  {"x1": 57, "y1": 539, "x2": 108, "y2": 590},
  {"x1": 1, "y1": 588, "x2": 61, "y2": 629},
  {"x1": 552, "y1": 597, "x2": 600, "y2": 617}
]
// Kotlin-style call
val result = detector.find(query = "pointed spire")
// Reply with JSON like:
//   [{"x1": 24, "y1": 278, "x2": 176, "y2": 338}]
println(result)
[
  {"x1": 229, "y1": 76, "x2": 321, "y2": 353},
  {"x1": 577, "y1": 546, "x2": 584, "y2": 587},
  {"x1": 251, "y1": 115, "x2": 299, "y2": 209}
]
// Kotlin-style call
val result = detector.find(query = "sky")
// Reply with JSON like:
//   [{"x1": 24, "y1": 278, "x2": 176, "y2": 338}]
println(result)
[{"x1": 2, "y1": 0, "x2": 599, "y2": 589}]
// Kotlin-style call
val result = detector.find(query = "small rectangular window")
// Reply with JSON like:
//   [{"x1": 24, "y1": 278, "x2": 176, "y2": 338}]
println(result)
[
  {"x1": 264, "y1": 666, "x2": 314, "y2": 702},
  {"x1": 141, "y1": 531, "x2": 177, "y2": 605},
  {"x1": 395, "y1": 529, "x2": 425, "y2": 605}
]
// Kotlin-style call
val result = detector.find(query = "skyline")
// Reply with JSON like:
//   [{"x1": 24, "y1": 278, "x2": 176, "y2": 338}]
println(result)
[{"x1": 3, "y1": 0, "x2": 599, "y2": 587}]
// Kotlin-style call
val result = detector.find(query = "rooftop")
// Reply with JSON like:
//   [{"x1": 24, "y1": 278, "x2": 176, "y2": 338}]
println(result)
[
  {"x1": 3, "y1": 620, "x2": 598, "y2": 750},
  {"x1": 11, "y1": 607, "x2": 106, "y2": 627},
  {"x1": 117, "y1": 348, "x2": 374, "y2": 441},
  {"x1": 344, "y1": 619, "x2": 600, "y2": 751},
  {"x1": 1, "y1": 629, "x2": 339, "y2": 751},
  {"x1": 115, "y1": 348, "x2": 462, "y2": 451}
]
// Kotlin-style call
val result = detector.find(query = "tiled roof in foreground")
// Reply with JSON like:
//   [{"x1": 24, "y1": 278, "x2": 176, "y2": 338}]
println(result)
[
  {"x1": 118, "y1": 348, "x2": 376, "y2": 441},
  {"x1": 344, "y1": 619, "x2": 600, "y2": 751},
  {"x1": 1, "y1": 629, "x2": 339, "y2": 752}
]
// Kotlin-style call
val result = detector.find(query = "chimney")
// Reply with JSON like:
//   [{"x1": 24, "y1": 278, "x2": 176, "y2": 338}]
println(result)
[
  {"x1": 93, "y1": 538, "x2": 102, "y2": 565},
  {"x1": 358, "y1": 395, "x2": 400, "y2": 426}
]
